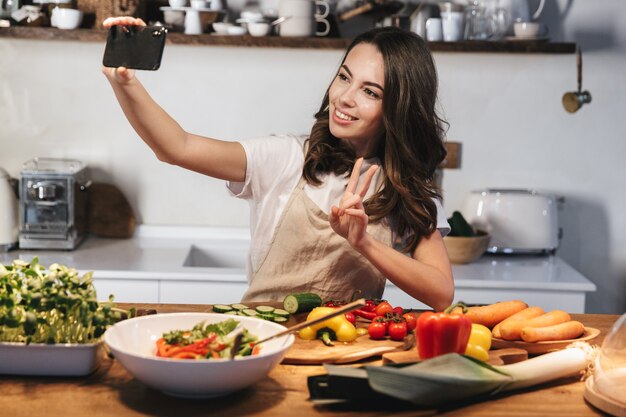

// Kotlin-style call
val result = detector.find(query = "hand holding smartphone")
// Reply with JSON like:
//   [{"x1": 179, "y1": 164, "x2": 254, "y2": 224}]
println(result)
[{"x1": 103, "y1": 25, "x2": 167, "y2": 71}]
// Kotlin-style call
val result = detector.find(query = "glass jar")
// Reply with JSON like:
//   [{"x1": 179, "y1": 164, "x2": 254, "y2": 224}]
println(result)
[
  {"x1": 1, "y1": 0, "x2": 21, "y2": 19},
  {"x1": 593, "y1": 313, "x2": 626, "y2": 404}
]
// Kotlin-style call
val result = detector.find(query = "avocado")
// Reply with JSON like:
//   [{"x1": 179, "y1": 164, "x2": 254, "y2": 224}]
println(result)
[{"x1": 447, "y1": 211, "x2": 475, "y2": 237}]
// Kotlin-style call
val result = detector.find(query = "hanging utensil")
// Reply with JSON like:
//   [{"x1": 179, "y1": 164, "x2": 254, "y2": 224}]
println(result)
[
  {"x1": 562, "y1": 47, "x2": 592, "y2": 113},
  {"x1": 253, "y1": 298, "x2": 366, "y2": 346},
  {"x1": 338, "y1": 0, "x2": 403, "y2": 23}
]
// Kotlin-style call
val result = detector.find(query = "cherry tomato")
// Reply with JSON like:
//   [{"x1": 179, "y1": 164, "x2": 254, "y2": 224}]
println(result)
[
  {"x1": 402, "y1": 312, "x2": 418, "y2": 331},
  {"x1": 373, "y1": 315, "x2": 389, "y2": 329},
  {"x1": 388, "y1": 321, "x2": 408, "y2": 341},
  {"x1": 375, "y1": 301, "x2": 393, "y2": 317},
  {"x1": 367, "y1": 321, "x2": 387, "y2": 340},
  {"x1": 362, "y1": 299, "x2": 377, "y2": 312},
  {"x1": 393, "y1": 306, "x2": 404, "y2": 316}
]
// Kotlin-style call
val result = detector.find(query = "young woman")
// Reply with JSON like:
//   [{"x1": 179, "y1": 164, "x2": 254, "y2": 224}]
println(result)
[{"x1": 102, "y1": 18, "x2": 454, "y2": 311}]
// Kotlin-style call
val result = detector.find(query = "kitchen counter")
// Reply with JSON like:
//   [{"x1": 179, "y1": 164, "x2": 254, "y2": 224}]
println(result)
[
  {"x1": 0, "y1": 225, "x2": 596, "y2": 312},
  {"x1": 0, "y1": 303, "x2": 618, "y2": 417}
]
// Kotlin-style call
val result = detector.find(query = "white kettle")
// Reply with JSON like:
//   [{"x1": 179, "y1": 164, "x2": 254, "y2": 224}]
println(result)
[{"x1": 0, "y1": 167, "x2": 19, "y2": 251}]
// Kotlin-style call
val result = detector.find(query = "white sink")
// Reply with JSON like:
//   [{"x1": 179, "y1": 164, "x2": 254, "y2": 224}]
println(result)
[{"x1": 182, "y1": 244, "x2": 247, "y2": 268}]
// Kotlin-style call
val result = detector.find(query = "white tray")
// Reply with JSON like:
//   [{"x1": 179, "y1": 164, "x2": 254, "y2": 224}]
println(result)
[{"x1": 0, "y1": 341, "x2": 104, "y2": 376}]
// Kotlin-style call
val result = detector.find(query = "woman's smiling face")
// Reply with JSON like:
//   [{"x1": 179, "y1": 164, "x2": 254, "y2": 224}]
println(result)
[{"x1": 328, "y1": 43, "x2": 385, "y2": 157}]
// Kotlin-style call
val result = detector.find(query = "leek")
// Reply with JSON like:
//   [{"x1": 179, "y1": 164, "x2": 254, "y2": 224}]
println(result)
[
  {"x1": 322, "y1": 342, "x2": 596, "y2": 407},
  {"x1": 497, "y1": 342, "x2": 595, "y2": 392}
]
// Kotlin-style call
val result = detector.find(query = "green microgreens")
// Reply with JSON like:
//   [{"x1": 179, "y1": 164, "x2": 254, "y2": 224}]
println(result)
[{"x1": 0, "y1": 257, "x2": 127, "y2": 344}]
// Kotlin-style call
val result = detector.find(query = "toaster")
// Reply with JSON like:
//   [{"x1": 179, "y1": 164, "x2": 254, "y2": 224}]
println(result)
[{"x1": 461, "y1": 188, "x2": 561, "y2": 254}]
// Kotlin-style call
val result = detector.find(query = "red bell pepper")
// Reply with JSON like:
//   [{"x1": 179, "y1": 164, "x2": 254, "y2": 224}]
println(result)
[{"x1": 416, "y1": 302, "x2": 472, "y2": 360}]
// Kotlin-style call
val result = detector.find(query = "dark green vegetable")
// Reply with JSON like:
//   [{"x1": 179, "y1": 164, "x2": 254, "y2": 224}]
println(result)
[
  {"x1": 212, "y1": 303, "x2": 291, "y2": 322},
  {"x1": 0, "y1": 258, "x2": 126, "y2": 344},
  {"x1": 447, "y1": 211, "x2": 475, "y2": 237},
  {"x1": 283, "y1": 293, "x2": 323, "y2": 314},
  {"x1": 212, "y1": 304, "x2": 233, "y2": 313}
]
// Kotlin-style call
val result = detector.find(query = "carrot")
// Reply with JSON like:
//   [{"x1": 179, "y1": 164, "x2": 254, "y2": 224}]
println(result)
[
  {"x1": 452, "y1": 300, "x2": 528, "y2": 329},
  {"x1": 520, "y1": 320, "x2": 585, "y2": 342},
  {"x1": 492, "y1": 306, "x2": 545, "y2": 339},
  {"x1": 499, "y1": 310, "x2": 571, "y2": 341},
  {"x1": 172, "y1": 351, "x2": 201, "y2": 359}
]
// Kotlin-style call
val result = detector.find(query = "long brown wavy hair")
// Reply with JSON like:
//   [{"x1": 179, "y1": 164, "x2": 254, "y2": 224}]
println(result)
[{"x1": 303, "y1": 27, "x2": 448, "y2": 253}]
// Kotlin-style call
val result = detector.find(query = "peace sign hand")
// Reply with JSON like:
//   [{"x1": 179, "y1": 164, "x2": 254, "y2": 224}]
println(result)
[{"x1": 329, "y1": 158, "x2": 378, "y2": 250}]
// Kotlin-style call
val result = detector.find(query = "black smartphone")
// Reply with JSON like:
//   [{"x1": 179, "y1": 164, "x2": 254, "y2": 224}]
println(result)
[{"x1": 103, "y1": 25, "x2": 167, "y2": 71}]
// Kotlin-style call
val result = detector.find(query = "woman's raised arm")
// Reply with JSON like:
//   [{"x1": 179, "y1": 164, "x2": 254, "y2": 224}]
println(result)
[{"x1": 102, "y1": 17, "x2": 247, "y2": 182}]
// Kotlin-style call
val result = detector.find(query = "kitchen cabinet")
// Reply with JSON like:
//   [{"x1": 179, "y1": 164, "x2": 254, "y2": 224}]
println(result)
[
  {"x1": 160, "y1": 280, "x2": 246, "y2": 304},
  {"x1": 94, "y1": 278, "x2": 160, "y2": 303},
  {"x1": 0, "y1": 26, "x2": 576, "y2": 53},
  {"x1": 0, "y1": 225, "x2": 596, "y2": 312},
  {"x1": 89, "y1": 259, "x2": 594, "y2": 312}
]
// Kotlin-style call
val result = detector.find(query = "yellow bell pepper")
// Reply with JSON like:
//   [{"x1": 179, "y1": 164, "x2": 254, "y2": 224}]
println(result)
[
  {"x1": 464, "y1": 323, "x2": 492, "y2": 361},
  {"x1": 298, "y1": 307, "x2": 357, "y2": 346}
]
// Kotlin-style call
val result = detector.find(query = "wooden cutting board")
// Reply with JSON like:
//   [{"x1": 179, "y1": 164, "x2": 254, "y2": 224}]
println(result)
[
  {"x1": 381, "y1": 347, "x2": 528, "y2": 366},
  {"x1": 282, "y1": 333, "x2": 415, "y2": 365}
]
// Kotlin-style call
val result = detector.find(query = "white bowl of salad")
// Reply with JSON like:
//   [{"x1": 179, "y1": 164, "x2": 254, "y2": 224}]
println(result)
[{"x1": 103, "y1": 312, "x2": 294, "y2": 398}]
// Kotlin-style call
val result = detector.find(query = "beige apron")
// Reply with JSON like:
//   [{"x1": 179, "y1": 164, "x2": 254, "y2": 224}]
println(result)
[{"x1": 242, "y1": 177, "x2": 393, "y2": 302}]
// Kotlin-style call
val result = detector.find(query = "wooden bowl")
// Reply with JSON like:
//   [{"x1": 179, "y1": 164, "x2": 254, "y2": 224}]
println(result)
[{"x1": 443, "y1": 231, "x2": 490, "y2": 264}]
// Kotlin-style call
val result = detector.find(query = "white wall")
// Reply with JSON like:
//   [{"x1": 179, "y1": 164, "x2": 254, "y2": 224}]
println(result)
[{"x1": 1, "y1": 0, "x2": 625, "y2": 314}]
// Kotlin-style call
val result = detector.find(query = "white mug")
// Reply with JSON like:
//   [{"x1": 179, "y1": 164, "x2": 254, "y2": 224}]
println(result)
[
  {"x1": 440, "y1": 11, "x2": 463, "y2": 41},
  {"x1": 315, "y1": 17, "x2": 330, "y2": 36},
  {"x1": 314, "y1": 3, "x2": 330, "y2": 37},
  {"x1": 279, "y1": 15, "x2": 328, "y2": 36},
  {"x1": 425, "y1": 17, "x2": 442, "y2": 41},
  {"x1": 51, "y1": 7, "x2": 82, "y2": 29},
  {"x1": 513, "y1": 21, "x2": 548, "y2": 38}
]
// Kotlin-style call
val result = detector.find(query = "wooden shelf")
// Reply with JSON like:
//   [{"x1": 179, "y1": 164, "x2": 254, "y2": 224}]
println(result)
[{"x1": 0, "y1": 26, "x2": 576, "y2": 53}]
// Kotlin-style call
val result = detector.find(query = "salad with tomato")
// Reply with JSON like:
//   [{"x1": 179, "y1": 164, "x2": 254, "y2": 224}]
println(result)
[{"x1": 156, "y1": 318, "x2": 260, "y2": 360}]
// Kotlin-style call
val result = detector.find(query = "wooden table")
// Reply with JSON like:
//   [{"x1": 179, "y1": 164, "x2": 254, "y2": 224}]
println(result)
[{"x1": 0, "y1": 303, "x2": 618, "y2": 417}]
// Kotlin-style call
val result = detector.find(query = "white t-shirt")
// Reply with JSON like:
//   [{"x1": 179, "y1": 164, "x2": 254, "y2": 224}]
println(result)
[{"x1": 227, "y1": 134, "x2": 450, "y2": 276}]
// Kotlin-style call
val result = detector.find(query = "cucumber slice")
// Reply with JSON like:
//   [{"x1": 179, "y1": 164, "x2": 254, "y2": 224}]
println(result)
[
  {"x1": 255, "y1": 305, "x2": 275, "y2": 314},
  {"x1": 256, "y1": 313, "x2": 275, "y2": 321},
  {"x1": 272, "y1": 308, "x2": 290, "y2": 318},
  {"x1": 241, "y1": 309, "x2": 258, "y2": 317},
  {"x1": 212, "y1": 304, "x2": 233, "y2": 313},
  {"x1": 231, "y1": 304, "x2": 249, "y2": 311},
  {"x1": 273, "y1": 316, "x2": 289, "y2": 323},
  {"x1": 224, "y1": 310, "x2": 240, "y2": 315},
  {"x1": 283, "y1": 292, "x2": 323, "y2": 314}
]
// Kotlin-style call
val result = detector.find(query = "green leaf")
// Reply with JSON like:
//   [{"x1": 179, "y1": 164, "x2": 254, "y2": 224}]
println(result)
[
  {"x1": 203, "y1": 318, "x2": 239, "y2": 336},
  {"x1": 362, "y1": 354, "x2": 513, "y2": 406}
]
